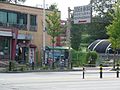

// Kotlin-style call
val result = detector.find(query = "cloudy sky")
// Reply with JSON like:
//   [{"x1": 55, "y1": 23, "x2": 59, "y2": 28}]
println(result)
[{"x1": 24, "y1": 0, "x2": 90, "y2": 20}]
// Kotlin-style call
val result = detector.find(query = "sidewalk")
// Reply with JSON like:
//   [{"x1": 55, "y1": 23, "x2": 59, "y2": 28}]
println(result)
[{"x1": 0, "y1": 67, "x2": 116, "y2": 73}]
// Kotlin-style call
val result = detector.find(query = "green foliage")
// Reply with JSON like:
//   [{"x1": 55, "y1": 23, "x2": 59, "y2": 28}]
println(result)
[
  {"x1": 85, "y1": 0, "x2": 115, "y2": 43},
  {"x1": 46, "y1": 10, "x2": 62, "y2": 44},
  {"x1": 87, "y1": 22, "x2": 109, "y2": 42},
  {"x1": 91, "y1": 0, "x2": 115, "y2": 16},
  {"x1": 70, "y1": 0, "x2": 115, "y2": 48},
  {"x1": 106, "y1": 0, "x2": 120, "y2": 50},
  {"x1": 86, "y1": 51, "x2": 98, "y2": 65},
  {"x1": 71, "y1": 24, "x2": 82, "y2": 51},
  {"x1": 71, "y1": 50, "x2": 88, "y2": 66},
  {"x1": 9, "y1": 60, "x2": 18, "y2": 71},
  {"x1": 7, "y1": 60, "x2": 30, "y2": 72},
  {"x1": 106, "y1": 0, "x2": 120, "y2": 68},
  {"x1": 49, "y1": 3, "x2": 58, "y2": 11}
]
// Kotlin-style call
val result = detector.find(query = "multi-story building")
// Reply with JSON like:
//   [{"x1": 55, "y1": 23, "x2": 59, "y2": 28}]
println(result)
[
  {"x1": 0, "y1": 2, "x2": 53, "y2": 64},
  {"x1": 56, "y1": 20, "x2": 67, "y2": 46}
]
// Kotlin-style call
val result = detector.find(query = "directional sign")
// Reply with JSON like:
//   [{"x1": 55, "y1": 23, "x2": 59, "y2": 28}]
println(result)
[{"x1": 73, "y1": 4, "x2": 92, "y2": 24}]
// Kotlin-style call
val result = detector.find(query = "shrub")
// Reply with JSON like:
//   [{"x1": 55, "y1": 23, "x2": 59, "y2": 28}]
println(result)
[
  {"x1": 71, "y1": 50, "x2": 88, "y2": 66},
  {"x1": 86, "y1": 51, "x2": 98, "y2": 65}
]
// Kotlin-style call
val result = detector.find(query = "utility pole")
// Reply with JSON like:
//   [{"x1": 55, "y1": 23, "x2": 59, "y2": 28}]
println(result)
[
  {"x1": 67, "y1": 7, "x2": 73, "y2": 69},
  {"x1": 42, "y1": 0, "x2": 46, "y2": 66}
]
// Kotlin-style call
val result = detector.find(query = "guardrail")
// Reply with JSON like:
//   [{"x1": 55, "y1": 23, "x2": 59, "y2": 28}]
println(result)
[{"x1": 82, "y1": 64, "x2": 120, "y2": 79}]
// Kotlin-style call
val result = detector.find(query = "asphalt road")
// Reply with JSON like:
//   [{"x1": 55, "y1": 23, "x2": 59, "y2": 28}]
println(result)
[{"x1": 0, "y1": 71, "x2": 120, "y2": 90}]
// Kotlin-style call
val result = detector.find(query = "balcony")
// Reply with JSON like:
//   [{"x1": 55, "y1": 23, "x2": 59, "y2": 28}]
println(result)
[
  {"x1": 30, "y1": 25, "x2": 37, "y2": 32},
  {"x1": 0, "y1": 22, "x2": 27, "y2": 30}
]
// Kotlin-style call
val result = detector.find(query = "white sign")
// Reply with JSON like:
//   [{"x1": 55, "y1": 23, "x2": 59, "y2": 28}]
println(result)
[
  {"x1": 0, "y1": 31, "x2": 12, "y2": 37},
  {"x1": 29, "y1": 48, "x2": 35, "y2": 64},
  {"x1": 73, "y1": 4, "x2": 92, "y2": 24}
]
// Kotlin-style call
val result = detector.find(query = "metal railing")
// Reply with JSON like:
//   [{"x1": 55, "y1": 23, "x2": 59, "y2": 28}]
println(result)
[{"x1": 82, "y1": 64, "x2": 120, "y2": 79}]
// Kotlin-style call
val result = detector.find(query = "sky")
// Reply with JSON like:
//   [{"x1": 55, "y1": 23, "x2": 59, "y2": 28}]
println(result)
[{"x1": 24, "y1": 0, "x2": 90, "y2": 20}]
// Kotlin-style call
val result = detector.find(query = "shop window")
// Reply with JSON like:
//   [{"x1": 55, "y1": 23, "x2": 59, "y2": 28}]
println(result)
[{"x1": 0, "y1": 37, "x2": 10, "y2": 59}]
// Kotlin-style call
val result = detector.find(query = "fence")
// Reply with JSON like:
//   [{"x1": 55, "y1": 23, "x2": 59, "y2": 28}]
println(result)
[{"x1": 82, "y1": 64, "x2": 119, "y2": 79}]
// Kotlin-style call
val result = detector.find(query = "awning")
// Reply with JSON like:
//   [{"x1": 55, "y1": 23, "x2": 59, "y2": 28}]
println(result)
[
  {"x1": 0, "y1": 31, "x2": 12, "y2": 37},
  {"x1": 29, "y1": 44, "x2": 37, "y2": 48},
  {"x1": 46, "y1": 46, "x2": 70, "y2": 50}
]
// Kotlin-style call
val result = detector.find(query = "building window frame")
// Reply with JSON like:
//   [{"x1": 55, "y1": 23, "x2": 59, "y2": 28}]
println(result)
[{"x1": 30, "y1": 14, "x2": 37, "y2": 31}]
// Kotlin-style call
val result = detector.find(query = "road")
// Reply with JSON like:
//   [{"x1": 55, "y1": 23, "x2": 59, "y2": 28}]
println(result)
[{"x1": 0, "y1": 71, "x2": 120, "y2": 90}]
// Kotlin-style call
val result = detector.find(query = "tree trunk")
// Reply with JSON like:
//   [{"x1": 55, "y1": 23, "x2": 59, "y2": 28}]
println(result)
[
  {"x1": 77, "y1": 51, "x2": 79, "y2": 66},
  {"x1": 113, "y1": 50, "x2": 116, "y2": 69},
  {"x1": 52, "y1": 37, "x2": 55, "y2": 69}
]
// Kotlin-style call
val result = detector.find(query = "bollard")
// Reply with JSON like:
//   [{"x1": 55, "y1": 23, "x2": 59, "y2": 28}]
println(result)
[
  {"x1": 83, "y1": 64, "x2": 85, "y2": 79},
  {"x1": 116, "y1": 64, "x2": 119, "y2": 78},
  {"x1": 100, "y1": 64, "x2": 103, "y2": 78},
  {"x1": 9, "y1": 61, "x2": 12, "y2": 71}
]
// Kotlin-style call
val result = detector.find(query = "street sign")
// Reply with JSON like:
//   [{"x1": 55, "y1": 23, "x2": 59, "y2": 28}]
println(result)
[{"x1": 73, "y1": 4, "x2": 92, "y2": 24}]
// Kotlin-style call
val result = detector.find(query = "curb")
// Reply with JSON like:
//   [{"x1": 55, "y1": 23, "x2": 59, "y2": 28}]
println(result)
[{"x1": 0, "y1": 69, "x2": 83, "y2": 73}]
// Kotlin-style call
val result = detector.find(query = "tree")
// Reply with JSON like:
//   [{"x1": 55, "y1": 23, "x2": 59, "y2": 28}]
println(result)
[
  {"x1": 91, "y1": 0, "x2": 116, "y2": 16},
  {"x1": 49, "y1": 3, "x2": 58, "y2": 11},
  {"x1": 86, "y1": 0, "x2": 116, "y2": 43},
  {"x1": 106, "y1": 0, "x2": 120, "y2": 69},
  {"x1": 71, "y1": 24, "x2": 82, "y2": 51},
  {"x1": 46, "y1": 5, "x2": 63, "y2": 69},
  {"x1": 46, "y1": 10, "x2": 61, "y2": 45},
  {"x1": 0, "y1": 0, "x2": 26, "y2": 4}
]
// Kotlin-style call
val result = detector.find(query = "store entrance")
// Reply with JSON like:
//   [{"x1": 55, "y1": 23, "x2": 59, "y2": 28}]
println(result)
[{"x1": 16, "y1": 40, "x2": 29, "y2": 64}]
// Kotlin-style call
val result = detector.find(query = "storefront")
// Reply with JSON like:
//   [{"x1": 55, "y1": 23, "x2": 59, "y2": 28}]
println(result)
[
  {"x1": 0, "y1": 37, "x2": 11, "y2": 60},
  {"x1": 15, "y1": 33, "x2": 36, "y2": 64},
  {"x1": 15, "y1": 40, "x2": 29, "y2": 63},
  {"x1": 0, "y1": 30, "x2": 36, "y2": 64},
  {"x1": 45, "y1": 46, "x2": 69, "y2": 68},
  {"x1": 0, "y1": 30, "x2": 13, "y2": 60}
]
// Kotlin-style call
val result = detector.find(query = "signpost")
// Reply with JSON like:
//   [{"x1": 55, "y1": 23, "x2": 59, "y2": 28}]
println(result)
[
  {"x1": 67, "y1": 4, "x2": 92, "y2": 69},
  {"x1": 73, "y1": 4, "x2": 92, "y2": 24}
]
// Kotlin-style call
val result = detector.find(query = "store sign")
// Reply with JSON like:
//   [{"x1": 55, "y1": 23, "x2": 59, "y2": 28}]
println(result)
[
  {"x1": 0, "y1": 31, "x2": 12, "y2": 37},
  {"x1": 29, "y1": 48, "x2": 35, "y2": 64},
  {"x1": 73, "y1": 4, "x2": 92, "y2": 24},
  {"x1": 18, "y1": 34, "x2": 33, "y2": 40}
]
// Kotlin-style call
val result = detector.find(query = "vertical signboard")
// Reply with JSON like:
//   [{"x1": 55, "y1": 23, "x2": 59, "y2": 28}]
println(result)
[
  {"x1": 73, "y1": 4, "x2": 92, "y2": 24},
  {"x1": 29, "y1": 48, "x2": 35, "y2": 64}
]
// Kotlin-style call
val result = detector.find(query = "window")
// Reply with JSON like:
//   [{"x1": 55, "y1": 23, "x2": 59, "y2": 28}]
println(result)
[
  {"x1": 30, "y1": 15, "x2": 37, "y2": 31},
  {"x1": 8, "y1": 12, "x2": 17, "y2": 24},
  {"x1": 17, "y1": 13, "x2": 27, "y2": 30},
  {"x1": 30, "y1": 15, "x2": 37, "y2": 26},
  {"x1": 0, "y1": 11, "x2": 7, "y2": 24},
  {"x1": 17, "y1": 13, "x2": 27, "y2": 25},
  {"x1": 0, "y1": 9, "x2": 28, "y2": 30}
]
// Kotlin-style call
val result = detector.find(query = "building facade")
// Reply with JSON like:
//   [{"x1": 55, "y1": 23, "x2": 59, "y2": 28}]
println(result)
[
  {"x1": 56, "y1": 20, "x2": 67, "y2": 46},
  {"x1": 0, "y1": 2, "x2": 52, "y2": 64}
]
